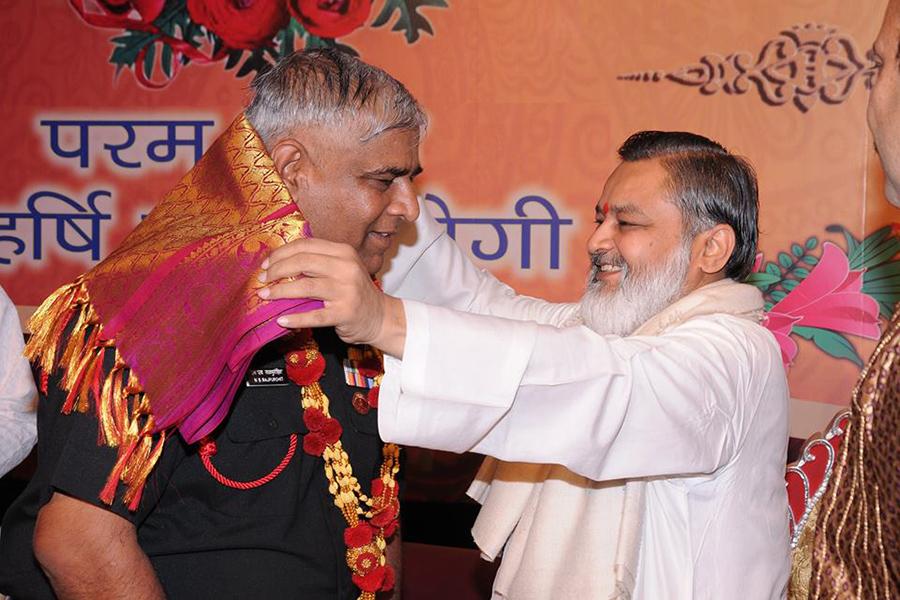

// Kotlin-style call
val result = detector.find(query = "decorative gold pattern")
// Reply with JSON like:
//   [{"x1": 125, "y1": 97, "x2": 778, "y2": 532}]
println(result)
[
  {"x1": 81, "y1": 115, "x2": 307, "y2": 424},
  {"x1": 785, "y1": 411, "x2": 850, "y2": 599},
  {"x1": 786, "y1": 411, "x2": 851, "y2": 550},
  {"x1": 24, "y1": 114, "x2": 307, "y2": 508},
  {"x1": 25, "y1": 280, "x2": 165, "y2": 509},
  {"x1": 809, "y1": 310, "x2": 899, "y2": 599},
  {"x1": 791, "y1": 503, "x2": 820, "y2": 600},
  {"x1": 618, "y1": 24, "x2": 877, "y2": 113}
]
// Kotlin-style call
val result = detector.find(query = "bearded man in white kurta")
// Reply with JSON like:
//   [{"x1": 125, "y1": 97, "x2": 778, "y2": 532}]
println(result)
[{"x1": 260, "y1": 131, "x2": 791, "y2": 599}]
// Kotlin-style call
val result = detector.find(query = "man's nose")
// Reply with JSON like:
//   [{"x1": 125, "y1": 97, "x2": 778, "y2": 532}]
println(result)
[
  {"x1": 389, "y1": 179, "x2": 420, "y2": 222},
  {"x1": 587, "y1": 221, "x2": 614, "y2": 254}
]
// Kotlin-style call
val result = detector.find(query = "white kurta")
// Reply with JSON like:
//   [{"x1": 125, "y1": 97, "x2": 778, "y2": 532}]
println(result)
[
  {"x1": 0, "y1": 286, "x2": 37, "y2": 477},
  {"x1": 379, "y1": 199, "x2": 790, "y2": 599}
]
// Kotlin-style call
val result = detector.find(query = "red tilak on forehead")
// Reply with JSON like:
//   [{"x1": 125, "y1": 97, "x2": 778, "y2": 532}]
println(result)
[{"x1": 602, "y1": 202, "x2": 609, "y2": 215}]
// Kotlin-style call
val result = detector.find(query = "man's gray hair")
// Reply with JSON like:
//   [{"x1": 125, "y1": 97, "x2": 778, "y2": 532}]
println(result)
[{"x1": 245, "y1": 48, "x2": 427, "y2": 147}]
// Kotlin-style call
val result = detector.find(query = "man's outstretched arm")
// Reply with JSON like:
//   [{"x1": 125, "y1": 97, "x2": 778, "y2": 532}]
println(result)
[
  {"x1": 34, "y1": 493, "x2": 165, "y2": 600},
  {"x1": 262, "y1": 196, "x2": 579, "y2": 341},
  {"x1": 380, "y1": 196, "x2": 579, "y2": 325},
  {"x1": 259, "y1": 242, "x2": 785, "y2": 483}
]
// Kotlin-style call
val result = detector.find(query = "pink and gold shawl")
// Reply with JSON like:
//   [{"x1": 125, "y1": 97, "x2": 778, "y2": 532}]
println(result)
[{"x1": 25, "y1": 115, "x2": 320, "y2": 509}]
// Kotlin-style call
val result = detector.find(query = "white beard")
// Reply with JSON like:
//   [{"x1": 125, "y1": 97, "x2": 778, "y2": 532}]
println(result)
[{"x1": 577, "y1": 241, "x2": 691, "y2": 336}]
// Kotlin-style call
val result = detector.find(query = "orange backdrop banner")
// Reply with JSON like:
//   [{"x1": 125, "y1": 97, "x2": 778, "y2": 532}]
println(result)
[{"x1": 2, "y1": 0, "x2": 898, "y2": 436}]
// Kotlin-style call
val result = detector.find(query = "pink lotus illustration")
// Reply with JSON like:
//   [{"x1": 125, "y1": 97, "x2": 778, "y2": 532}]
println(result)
[{"x1": 763, "y1": 242, "x2": 881, "y2": 365}]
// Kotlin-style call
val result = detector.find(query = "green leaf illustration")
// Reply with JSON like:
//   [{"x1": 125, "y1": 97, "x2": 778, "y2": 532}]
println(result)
[
  {"x1": 864, "y1": 283, "x2": 900, "y2": 296},
  {"x1": 153, "y1": 0, "x2": 187, "y2": 28},
  {"x1": 868, "y1": 291, "x2": 899, "y2": 301},
  {"x1": 792, "y1": 326, "x2": 863, "y2": 367},
  {"x1": 791, "y1": 243, "x2": 804, "y2": 257},
  {"x1": 805, "y1": 236, "x2": 818, "y2": 250},
  {"x1": 794, "y1": 267, "x2": 810, "y2": 278},
  {"x1": 372, "y1": 0, "x2": 448, "y2": 44},
  {"x1": 854, "y1": 238, "x2": 900, "y2": 271},
  {"x1": 280, "y1": 26, "x2": 296, "y2": 56},
  {"x1": 778, "y1": 252, "x2": 793, "y2": 268},
  {"x1": 782, "y1": 279, "x2": 799, "y2": 291},
  {"x1": 869, "y1": 295, "x2": 899, "y2": 318},
  {"x1": 224, "y1": 49, "x2": 243, "y2": 70},
  {"x1": 826, "y1": 224, "x2": 860, "y2": 261},
  {"x1": 142, "y1": 42, "x2": 156, "y2": 80},
  {"x1": 161, "y1": 44, "x2": 173, "y2": 78},
  {"x1": 791, "y1": 326, "x2": 815, "y2": 340},
  {"x1": 744, "y1": 272, "x2": 781, "y2": 290},
  {"x1": 802, "y1": 255, "x2": 819, "y2": 265},
  {"x1": 858, "y1": 224, "x2": 894, "y2": 249},
  {"x1": 820, "y1": 224, "x2": 900, "y2": 285},
  {"x1": 765, "y1": 262, "x2": 780, "y2": 277},
  {"x1": 184, "y1": 22, "x2": 205, "y2": 45},
  {"x1": 864, "y1": 261, "x2": 900, "y2": 282},
  {"x1": 305, "y1": 35, "x2": 334, "y2": 50},
  {"x1": 110, "y1": 30, "x2": 157, "y2": 68},
  {"x1": 234, "y1": 47, "x2": 276, "y2": 78}
]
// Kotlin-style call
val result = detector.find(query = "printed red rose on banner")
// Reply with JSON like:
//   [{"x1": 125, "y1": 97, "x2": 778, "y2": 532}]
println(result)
[
  {"x1": 289, "y1": 0, "x2": 372, "y2": 38},
  {"x1": 70, "y1": 0, "x2": 448, "y2": 88},
  {"x1": 187, "y1": 0, "x2": 290, "y2": 50},
  {"x1": 97, "y1": 0, "x2": 165, "y2": 23}
]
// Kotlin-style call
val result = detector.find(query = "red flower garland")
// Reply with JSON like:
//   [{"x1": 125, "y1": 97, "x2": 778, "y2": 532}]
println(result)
[
  {"x1": 301, "y1": 406, "x2": 342, "y2": 456},
  {"x1": 369, "y1": 476, "x2": 399, "y2": 536},
  {"x1": 286, "y1": 346, "x2": 326, "y2": 386},
  {"x1": 344, "y1": 522, "x2": 375, "y2": 547},
  {"x1": 353, "y1": 564, "x2": 394, "y2": 594},
  {"x1": 284, "y1": 330, "x2": 398, "y2": 597},
  {"x1": 366, "y1": 385, "x2": 379, "y2": 409}
]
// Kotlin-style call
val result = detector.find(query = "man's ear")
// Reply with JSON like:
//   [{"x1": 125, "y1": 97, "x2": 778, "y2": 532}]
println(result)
[
  {"x1": 694, "y1": 223, "x2": 736, "y2": 275},
  {"x1": 270, "y1": 138, "x2": 311, "y2": 194}
]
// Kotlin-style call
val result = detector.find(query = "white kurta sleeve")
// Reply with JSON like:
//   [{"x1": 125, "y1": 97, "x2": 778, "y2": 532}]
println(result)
[
  {"x1": 0, "y1": 287, "x2": 37, "y2": 477},
  {"x1": 380, "y1": 196, "x2": 578, "y2": 326},
  {"x1": 379, "y1": 301, "x2": 777, "y2": 483}
]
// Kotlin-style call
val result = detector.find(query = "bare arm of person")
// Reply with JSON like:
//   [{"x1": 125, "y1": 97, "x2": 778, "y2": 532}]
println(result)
[{"x1": 33, "y1": 492, "x2": 165, "y2": 600}]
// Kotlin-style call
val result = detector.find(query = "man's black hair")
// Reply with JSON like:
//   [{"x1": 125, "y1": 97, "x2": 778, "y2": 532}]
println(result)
[{"x1": 618, "y1": 130, "x2": 759, "y2": 280}]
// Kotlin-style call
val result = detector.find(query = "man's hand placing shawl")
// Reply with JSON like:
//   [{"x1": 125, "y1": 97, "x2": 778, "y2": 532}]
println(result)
[{"x1": 259, "y1": 238, "x2": 408, "y2": 357}]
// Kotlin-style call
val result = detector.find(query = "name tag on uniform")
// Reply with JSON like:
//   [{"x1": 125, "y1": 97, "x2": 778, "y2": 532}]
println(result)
[{"x1": 245, "y1": 366, "x2": 289, "y2": 387}]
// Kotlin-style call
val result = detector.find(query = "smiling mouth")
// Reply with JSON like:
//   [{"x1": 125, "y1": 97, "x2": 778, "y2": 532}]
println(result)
[
  {"x1": 590, "y1": 254, "x2": 627, "y2": 283},
  {"x1": 366, "y1": 231, "x2": 397, "y2": 250},
  {"x1": 592, "y1": 265, "x2": 623, "y2": 283}
]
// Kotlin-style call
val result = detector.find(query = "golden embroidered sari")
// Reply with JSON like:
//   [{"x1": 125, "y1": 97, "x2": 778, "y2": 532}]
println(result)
[
  {"x1": 26, "y1": 115, "x2": 318, "y2": 509},
  {"x1": 807, "y1": 309, "x2": 899, "y2": 599}
]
